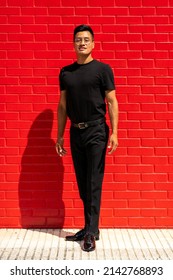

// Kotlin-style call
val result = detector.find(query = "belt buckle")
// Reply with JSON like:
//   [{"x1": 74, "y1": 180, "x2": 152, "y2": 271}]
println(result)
[{"x1": 78, "y1": 122, "x2": 88, "y2": 129}]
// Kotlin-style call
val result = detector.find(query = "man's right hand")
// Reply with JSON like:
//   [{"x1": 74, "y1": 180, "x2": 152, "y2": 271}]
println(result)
[{"x1": 55, "y1": 138, "x2": 67, "y2": 157}]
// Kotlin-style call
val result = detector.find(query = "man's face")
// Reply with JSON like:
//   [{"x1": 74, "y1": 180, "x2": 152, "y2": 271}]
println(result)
[{"x1": 74, "y1": 31, "x2": 94, "y2": 56}]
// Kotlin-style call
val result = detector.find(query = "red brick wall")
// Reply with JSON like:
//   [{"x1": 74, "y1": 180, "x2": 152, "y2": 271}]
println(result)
[{"x1": 1, "y1": 0, "x2": 173, "y2": 228}]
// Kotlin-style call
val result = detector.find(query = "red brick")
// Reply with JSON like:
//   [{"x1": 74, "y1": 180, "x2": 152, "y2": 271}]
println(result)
[
  {"x1": 49, "y1": 8, "x2": 74, "y2": 15},
  {"x1": 143, "y1": 0, "x2": 169, "y2": 6},
  {"x1": 8, "y1": 51, "x2": 33, "y2": 59},
  {"x1": 142, "y1": 103, "x2": 168, "y2": 112},
  {"x1": 129, "y1": 217, "x2": 155, "y2": 227},
  {"x1": 127, "y1": 165, "x2": 154, "y2": 173},
  {"x1": 116, "y1": 51, "x2": 141, "y2": 59},
  {"x1": 21, "y1": 7, "x2": 48, "y2": 15},
  {"x1": 143, "y1": 16, "x2": 169, "y2": 24},
  {"x1": 155, "y1": 148, "x2": 173, "y2": 156},
  {"x1": 129, "y1": 200, "x2": 154, "y2": 208},
  {"x1": 0, "y1": 209, "x2": 5, "y2": 217},
  {"x1": 8, "y1": 33, "x2": 34, "y2": 42},
  {"x1": 62, "y1": 16, "x2": 88, "y2": 24},
  {"x1": 0, "y1": 8, "x2": 20, "y2": 15},
  {"x1": 128, "y1": 112, "x2": 154, "y2": 120},
  {"x1": 130, "y1": 25, "x2": 155, "y2": 33},
  {"x1": 141, "y1": 209, "x2": 167, "y2": 217},
  {"x1": 6, "y1": 103, "x2": 32, "y2": 111},
  {"x1": 156, "y1": 185, "x2": 173, "y2": 196},
  {"x1": 0, "y1": 218, "x2": 20, "y2": 227},
  {"x1": 168, "y1": 209, "x2": 173, "y2": 216},
  {"x1": 128, "y1": 147, "x2": 154, "y2": 156},
  {"x1": 117, "y1": 16, "x2": 142, "y2": 24},
  {"x1": 128, "y1": 182, "x2": 154, "y2": 190},
  {"x1": 142, "y1": 86, "x2": 168, "y2": 94},
  {"x1": 143, "y1": 33, "x2": 169, "y2": 42},
  {"x1": 155, "y1": 199, "x2": 172, "y2": 208},
  {"x1": 141, "y1": 138, "x2": 168, "y2": 147},
  {"x1": 169, "y1": 174, "x2": 173, "y2": 182},
  {"x1": 156, "y1": 77, "x2": 173, "y2": 85},
  {"x1": 156, "y1": 218, "x2": 173, "y2": 227},
  {"x1": 61, "y1": 0, "x2": 87, "y2": 5},
  {"x1": 35, "y1": 33, "x2": 61, "y2": 42},
  {"x1": 102, "y1": 200, "x2": 127, "y2": 208},
  {"x1": 100, "y1": 209, "x2": 113, "y2": 217},
  {"x1": 102, "y1": 42, "x2": 128, "y2": 50},
  {"x1": 8, "y1": 16, "x2": 34, "y2": 24},
  {"x1": 102, "y1": 7, "x2": 128, "y2": 15},
  {"x1": 116, "y1": 33, "x2": 142, "y2": 42},
  {"x1": 104, "y1": 182, "x2": 127, "y2": 191},
  {"x1": 129, "y1": 95, "x2": 154, "y2": 103},
  {"x1": 141, "y1": 191, "x2": 167, "y2": 199},
  {"x1": 155, "y1": 59, "x2": 173, "y2": 67},
  {"x1": 114, "y1": 191, "x2": 140, "y2": 199},
  {"x1": 8, "y1": 0, "x2": 34, "y2": 6},
  {"x1": 0, "y1": 43, "x2": 20, "y2": 50},
  {"x1": 156, "y1": 25, "x2": 173, "y2": 33},
  {"x1": 7, "y1": 69, "x2": 32, "y2": 76},
  {"x1": 35, "y1": 0, "x2": 60, "y2": 6},
  {"x1": 0, "y1": 77, "x2": 18, "y2": 85},
  {"x1": 129, "y1": 8, "x2": 155, "y2": 15},
  {"x1": 19, "y1": 77, "x2": 46, "y2": 85},
  {"x1": 128, "y1": 129, "x2": 154, "y2": 138},
  {"x1": 142, "y1": 173, "x2": 168, "y2": 182},
  {"x1": 0, "y1": 192, "x2": 5, "y2": 199},
  {"x1": 142, "y1": 156, "x2": 168, "y2": 165},
  {"x1": 120, "y1": 103, "x2": 140, "y2": 111},
  {"x1": 116, "y1": 0, "x2": 142, "y2": 7},
  {"x1": 0, "y1": 16, "x2": 7, "y2": 23},
  {"x1": 21, "y1": 25, "x2": 47, "y2": 33},
  {"x1": 145, "y1": 50, "x2": 170, "y2": 59},
  {"x1": 105, "y1": 165, "x2": 126, "y2": 173},
  {"x1": 0, "y1": 25, "x2": 20, "y2": 33},
  {"x1": 168, "y1": 192, "x2": 173, "y2": 199},
  {"x1": 0, "y1": 200, "x2": 19, "y2": 208},
  {"x1": 155, "y1": 112, "x2": 173, "y2": 120},
  {"x1": 21, "y1": 42, "x2": 46, "y2": 50},
  {"x1": 142, "y1": 68, "x2": 168, "y2": 76},
  {"x1": 114, "y1": 209, "x2": 140, "y2": 217},
  {"x1": 128, "y1": 59, "x2": 154, "y2": 68},
  {"x1": 75, "y1": 7, "x2": 101, "y2": 15},
  {"x1": 128, "y1": 77, "x2": 154, "y2": 85}
]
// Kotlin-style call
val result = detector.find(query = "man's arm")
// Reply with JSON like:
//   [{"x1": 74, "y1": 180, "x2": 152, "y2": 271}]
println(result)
[
  {"x1": 105, "y1": 89, "x2": 119, "y2": 154},
  {"x1": 56, "y1": 90, "x2": 67, "y2": 156}
]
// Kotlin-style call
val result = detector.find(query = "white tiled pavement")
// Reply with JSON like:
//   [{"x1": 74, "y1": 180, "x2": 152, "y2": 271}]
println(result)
[{"x1": 0, "y1": 228, "x2": 173, "y2": 260}]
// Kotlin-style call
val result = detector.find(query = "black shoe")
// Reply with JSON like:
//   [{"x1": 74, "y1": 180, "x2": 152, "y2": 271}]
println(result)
[
  {"x1": 82, "y1": 233, "x2": 96, "y2": 252},
  {"x1": 65, "y1": 229, "x2": 86, "y2": 241},
  {"x1": 94, "y1": 230, "x2": 100, "y2": 241}
]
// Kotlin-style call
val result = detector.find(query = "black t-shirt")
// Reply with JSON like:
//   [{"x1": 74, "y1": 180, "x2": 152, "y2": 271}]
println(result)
[{"x1": 59, "y1": 59, "x2": 115, "y2": 123}]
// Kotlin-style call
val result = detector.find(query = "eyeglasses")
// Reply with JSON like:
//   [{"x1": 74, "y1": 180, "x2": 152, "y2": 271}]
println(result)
[{"x1": 74, "y1": 37, "x2": 92, "y2": 45}]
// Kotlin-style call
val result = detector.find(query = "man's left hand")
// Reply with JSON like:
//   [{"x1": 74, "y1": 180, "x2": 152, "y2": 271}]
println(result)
[{"x1": 108, "y1": 134, "x2": 118, "y2": 154}]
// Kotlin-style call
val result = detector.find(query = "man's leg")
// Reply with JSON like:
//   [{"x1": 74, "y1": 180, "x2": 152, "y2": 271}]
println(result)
[
  {"x1": 70, "y1": 127, "x2": 88, "y2": 229},
  {"x1": 84, "y1": 122, "x2": 109, "y2": 234}
]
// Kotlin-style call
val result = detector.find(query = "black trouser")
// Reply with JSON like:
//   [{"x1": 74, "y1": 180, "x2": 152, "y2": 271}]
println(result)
[{"x1": 70, "y1": 121, "x2": 109, "y2": 234}]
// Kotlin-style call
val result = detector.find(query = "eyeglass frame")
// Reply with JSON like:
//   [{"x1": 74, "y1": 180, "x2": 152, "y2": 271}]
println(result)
[{"x1": 74, "y1": 37, "x2": 93, "y2": 45}]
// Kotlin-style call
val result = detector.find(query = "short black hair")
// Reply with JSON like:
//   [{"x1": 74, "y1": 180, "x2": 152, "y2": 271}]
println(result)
[{"x1": 73, "y1": 24, "x2": 94, "y2": 40}]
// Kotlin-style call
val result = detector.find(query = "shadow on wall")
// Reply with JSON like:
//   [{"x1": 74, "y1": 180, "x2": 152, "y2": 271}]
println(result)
[{"x1": 18, "y1": 109, "x2": 65, "y2": 228}]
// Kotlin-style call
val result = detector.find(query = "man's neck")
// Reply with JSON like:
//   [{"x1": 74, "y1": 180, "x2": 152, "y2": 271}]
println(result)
[{"x1": 77, "y1": 55, "x2": 93, "y2": 65}]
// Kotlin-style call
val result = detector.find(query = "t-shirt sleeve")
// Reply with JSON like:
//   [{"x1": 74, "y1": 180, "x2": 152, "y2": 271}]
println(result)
[
  {"x1": 59, "y1": 68, "x2": 66, "y2": 91},
  {"x1": 102, "y1": 64, "x2": 115, "y2": 91}
]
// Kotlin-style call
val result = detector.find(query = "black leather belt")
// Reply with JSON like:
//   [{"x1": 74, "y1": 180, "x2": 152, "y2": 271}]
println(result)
[{"x1": 71, "y1": 118, "x2": 105, "y2": 129}]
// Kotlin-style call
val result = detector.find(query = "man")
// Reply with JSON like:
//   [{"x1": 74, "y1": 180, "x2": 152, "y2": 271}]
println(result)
[{"x1": 56, "y1": 25, "x2": 118, "y2": 252}]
